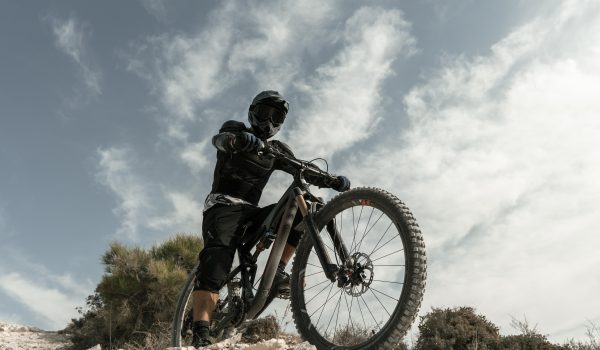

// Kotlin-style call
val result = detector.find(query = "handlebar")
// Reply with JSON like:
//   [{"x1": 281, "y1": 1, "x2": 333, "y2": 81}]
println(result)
[{"x1": 258, "y1": 144, "x2": 340, "y2": 189}]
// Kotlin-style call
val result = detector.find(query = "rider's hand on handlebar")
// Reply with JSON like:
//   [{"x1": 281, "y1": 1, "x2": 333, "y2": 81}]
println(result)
[
  {"x1": 332, "y1": 175, "x2": 351, "y2": 192},
  {"x1": 235, "y1": 132, "x2": 264, "y2": 153}
]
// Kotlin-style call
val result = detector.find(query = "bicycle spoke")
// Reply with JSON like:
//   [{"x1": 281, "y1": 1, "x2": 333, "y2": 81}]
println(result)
[
  {"x1": 353, "y1": 205, "x2": 364, "y2": 247},
  {"x1": 356, "y1": 294, "x2": 368, "y2": 330},
  {"x1": 333, "y1": 289, "x2": 343, "y2": 338},
  {"x1": 369, "y1": 288, "x2": 391, "y2": 317},
  {"x1": 311, "y1": 287, "x2": 341, "y2": 319},
  {"x1": 306, "y1": 279, "x2": 334, "y2": 306},
  {"x1": 354, "y1": 212, "x2": 386, "y2": 253},
  {"x1": 342, "y1": 292, "x2": 350, "y2": 331},
  {"x1": 356, "y1": 207, "x2": 375, "y2": 252},
  {"x1": 368, "y1": 220, "x2": 395, "y2": 257},
  {"x1": 360, "y1": 295, "x2": 380, "y2": 331},
  {"x1": 325, "y1": 290, "x2": 343, "y2": 337},
  {"x1": 305, "y1": 278, "x2": 330, "y2": 291},
  {"x1": 350, "y1": 206, "x2": 357, "y2": 254},
  {"x1": 371, "y1": 248, "x2": 404, "y2": 263},
  {"x1": 315, "y1": 284, "x2": 337, "y2": 325},
  {"x1": 305, "y1": 270, "x2": 324, "y2": 278},
  {"x1": 370, "y1": 232, "x2": 401, "y2": 258},
  {"x1": 370, "y1": 287, "x2": 399, "y2": 302},
  {"x1": 343, "y1": 292, "x2": 355, "y2": 334},
  {"x1": 372, "y1": 279, "x2": 404, "y2": 285}
]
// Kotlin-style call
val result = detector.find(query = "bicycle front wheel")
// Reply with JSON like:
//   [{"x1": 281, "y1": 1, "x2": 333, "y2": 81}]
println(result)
[{"x1": 290, "y1": 187, "x2": 426, "y2": 349}]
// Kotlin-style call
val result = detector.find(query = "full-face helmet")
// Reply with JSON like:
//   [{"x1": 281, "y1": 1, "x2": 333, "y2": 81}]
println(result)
[{"x1": 248, "y1": 90, "x2": 289, "y2": 139}]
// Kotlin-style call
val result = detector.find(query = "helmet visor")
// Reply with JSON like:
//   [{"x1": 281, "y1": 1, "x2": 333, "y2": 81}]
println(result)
[{"x1": 253, "y1": 104, "x2": 287, "y2": 125}]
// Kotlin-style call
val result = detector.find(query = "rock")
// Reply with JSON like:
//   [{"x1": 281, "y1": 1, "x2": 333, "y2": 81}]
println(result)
[
  {"x1": 164, "y1": 337, "x2": 316, "y2": 350},
  {"x1": 293, "y1": 341, "x2": 317, "y2": 350},
  {"x1": 0, "y1": 322, "x2": 70, "y2": 350},
  {"x1": 245, "y1": 338, "x2": 287, "y2": 349}
]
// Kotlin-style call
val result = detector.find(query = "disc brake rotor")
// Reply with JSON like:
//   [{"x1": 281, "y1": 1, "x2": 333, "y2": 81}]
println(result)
[{"x1": 342, "y1": 252, "x2": 374, "y2": 297}]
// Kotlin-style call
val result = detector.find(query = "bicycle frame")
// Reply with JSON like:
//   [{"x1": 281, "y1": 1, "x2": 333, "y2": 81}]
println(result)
[{"x1": 215, "y1": 171, "x2": 350, "y2": 324}]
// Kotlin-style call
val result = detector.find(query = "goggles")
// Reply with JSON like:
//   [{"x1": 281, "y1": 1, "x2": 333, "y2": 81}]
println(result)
[{"x1": 253, "y1": 104, "x2": 287, "y2": 125}]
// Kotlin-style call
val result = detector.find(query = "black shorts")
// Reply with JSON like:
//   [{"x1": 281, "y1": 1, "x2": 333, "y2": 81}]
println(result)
[{"x1": 194, "y1": 203, "x2": 303, "y2": 293}]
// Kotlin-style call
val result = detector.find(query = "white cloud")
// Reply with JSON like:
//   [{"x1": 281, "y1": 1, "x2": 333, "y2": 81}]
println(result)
[
  {"x1": 287, "y1": 6, "x2": 417, "y2": 158},
  {"x1": 127, "y1": 1, "x2": 339, "y2": 141},
  {"x1": 49, "y1": 14, "x2": 101, "y2": 95},
  {"x1": 0, "y1": 273, "x2": 83, "y2": 330},
  {"x1": 342, "y1": 0, "x2": 600, "y2": 342},
  {"x1": 97, "y1": 147, "x2": 151, "y2": 240},
  {"x1": 147, "y1": 191, "x2": 203, "y2": 232},
  {"x1": 180, "y1": 140, "x2": 211, "y2": 175},
  {"x1": 96, "y1": 146, "x2": 205, "y2": 240}
]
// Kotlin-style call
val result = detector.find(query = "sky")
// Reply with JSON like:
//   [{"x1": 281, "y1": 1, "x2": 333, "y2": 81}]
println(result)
[{"x1": 1, "y1": 0, "x2": 599, "y2": 344}]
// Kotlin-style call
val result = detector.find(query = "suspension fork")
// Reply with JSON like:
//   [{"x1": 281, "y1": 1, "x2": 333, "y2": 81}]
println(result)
[{"x1": 294, "y1": 188, "x2": 349, "y2": 282}]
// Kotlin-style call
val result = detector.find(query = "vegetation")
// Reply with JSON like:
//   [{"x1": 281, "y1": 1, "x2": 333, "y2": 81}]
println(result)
[
  {"x1": 415, "y1": 306, "x2": 500, "y2": 350},
  {"x1": 63, "y1": 234, "x2": 600, "y2": 350},
  {"x1": 63, "y1": 233, "x2": 202, "y2": 350}
]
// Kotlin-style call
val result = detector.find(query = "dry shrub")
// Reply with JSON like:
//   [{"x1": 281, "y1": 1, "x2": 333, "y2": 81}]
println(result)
[{"x1": 239, "y1": 315, "x2": 280, "y2": 343}]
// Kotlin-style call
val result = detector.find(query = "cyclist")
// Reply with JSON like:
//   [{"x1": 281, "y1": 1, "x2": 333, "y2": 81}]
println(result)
[{"x1": 191, "y1": 90, "x2": 351, "y2": 348}]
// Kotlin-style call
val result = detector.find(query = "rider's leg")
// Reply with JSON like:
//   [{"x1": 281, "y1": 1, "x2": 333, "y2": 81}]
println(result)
[
  {"x1": 279, "y1": 210, "x2": 303, "y2": 266},
  {"x1": 192, "y1": 204, "x2": 249, "y2": 345},
  {"x1": 279, "y1": 242, "x2": 296, "y2": 265},
  {"x1": 192, "y1": 290, "x2": 219, "y2": 321},
  {"x1": 191, "y1": 291, "x2": 218, "y2": 347}
]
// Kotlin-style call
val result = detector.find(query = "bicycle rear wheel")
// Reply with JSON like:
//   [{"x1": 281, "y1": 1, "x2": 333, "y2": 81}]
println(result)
[
  {"x1": 171, "y1": 266, "x2": 243, "y2": 347},
  {"x1": 290, "y1": 187, "x2": 426, "y2": 349}
]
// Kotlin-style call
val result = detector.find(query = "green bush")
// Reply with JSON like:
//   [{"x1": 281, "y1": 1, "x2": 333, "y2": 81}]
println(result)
[
  {"x1": 415, "y1": 306, "x2": 500, "y2": 350},
  {"x1": 498, "y1": 316, "x2": 566, "y2": 350},
  {"x1": 63, "y1": 233, "x2": 203, "y2": 350},
  {"x1": 499, "y1": 334, "x2": 566, "y2": 350}
]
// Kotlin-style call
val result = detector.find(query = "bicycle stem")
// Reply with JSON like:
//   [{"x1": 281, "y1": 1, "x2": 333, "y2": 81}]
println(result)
[{"x1": 294, "y1": 188, "x2": 339, "y2": 282}]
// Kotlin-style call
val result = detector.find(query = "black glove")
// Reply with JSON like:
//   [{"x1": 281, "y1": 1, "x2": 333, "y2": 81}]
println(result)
[
  {"x1": 332, "y1": 175, "x2": 351, "y2": 192},
  {"x1": 235, "y1": 132, "x2": 264, "y2": 152}
]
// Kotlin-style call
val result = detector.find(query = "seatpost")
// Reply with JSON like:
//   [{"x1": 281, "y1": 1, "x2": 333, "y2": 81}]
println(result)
[{"x1": 294, "y1": 188, "x2": 338, "y2": 282}]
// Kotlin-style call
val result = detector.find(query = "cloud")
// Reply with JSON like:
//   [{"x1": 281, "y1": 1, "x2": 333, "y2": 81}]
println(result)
[
  {"x1": 341, "y1": 0, "x2": 600, "y2": 341},
  {"x1": 0, "y1": 217, "x2": 93, "y2": 330},
  {"x1": 96, "y1": 146, "x2": 204, "y2": 240},
  {"x1": 97, "y1": 147, "x2": 151, "y2": 240},
  {"x1": 49, "y1": 14, "x2": 102, "y2": 95},
  {"x1": 138, "y1": 0, "x2": 167, "y2": 22},
  {"x1": 126, "y1": 0, "x2": 339, "y2": 141},
  {"x1": 180, "y1": 140, "x2": 211, "y2": 175},
  {"x1": 147, "y1": 192, "x2": 203, "y2": 232},
  {"x1": 0, "y1": 273, "x2": 82, "y2": 330},
  {"x1": 287, "y1": 6, "x2": 417, "y2": 158}
]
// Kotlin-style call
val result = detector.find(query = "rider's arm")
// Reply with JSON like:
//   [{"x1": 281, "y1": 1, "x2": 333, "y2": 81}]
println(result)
[{"x1": 212, "y1": 120, "x2": 263, "y2": 153}]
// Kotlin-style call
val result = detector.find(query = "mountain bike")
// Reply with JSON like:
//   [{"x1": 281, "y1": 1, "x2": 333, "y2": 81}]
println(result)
[{"x1": 171, "y1": 145, "x2": 427, "y2": 349}]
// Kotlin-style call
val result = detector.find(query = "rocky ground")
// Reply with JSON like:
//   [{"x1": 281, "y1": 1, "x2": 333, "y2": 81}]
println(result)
[
  {"x1": 0, "y1": 322, "x2": 70, "y2": 350},
  {"x1": 0, "y1": 322, "x2": 316, "y2": 350}
]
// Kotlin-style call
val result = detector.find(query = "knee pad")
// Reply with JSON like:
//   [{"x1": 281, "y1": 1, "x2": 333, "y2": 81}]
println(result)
[{"x1": 193, "y1": 246, "x2": 235, "y2": 293}]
